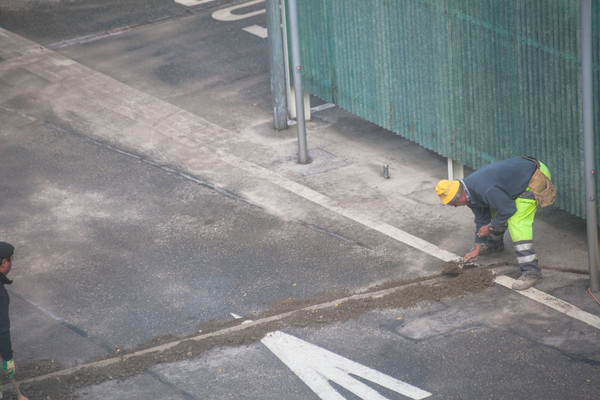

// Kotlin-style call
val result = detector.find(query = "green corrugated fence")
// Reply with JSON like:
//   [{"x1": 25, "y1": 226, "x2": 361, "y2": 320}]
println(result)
[{"x1": 292, "y1": 0, "x2": 599, "y2": 219}]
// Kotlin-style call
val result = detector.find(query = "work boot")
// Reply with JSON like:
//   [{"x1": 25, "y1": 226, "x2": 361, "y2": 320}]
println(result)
[
  {"x1": 479, "y1": 242, "x2": 504, "y2": 256},
  {"x1": 512, "y1": 275, "x2": 543, "y2": 290}
]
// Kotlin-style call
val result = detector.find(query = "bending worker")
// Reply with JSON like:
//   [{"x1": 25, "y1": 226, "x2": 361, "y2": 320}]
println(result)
[{"x1": 435, "y1": 156, "x2": 554, "y2": 290}]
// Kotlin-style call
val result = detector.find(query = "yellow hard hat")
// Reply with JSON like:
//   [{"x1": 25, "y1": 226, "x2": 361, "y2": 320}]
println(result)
[{"x1": 435, "y1": 180, "x2": 460, "y2": 204}]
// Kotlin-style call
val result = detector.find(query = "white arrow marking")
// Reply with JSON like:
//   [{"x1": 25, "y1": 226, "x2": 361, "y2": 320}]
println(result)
[
  {"x1": 212, "y1": 0, "x2": 266, "y2": 21},
  {"x1": 261, "y1": 331, "x2": 432, "y2": 400},
  {"x1": 243, "y1": 25, "x2": 268, "y2": 39},
  {"x1": 230, "y1": 314, "x2": 430, "y2": 399}
]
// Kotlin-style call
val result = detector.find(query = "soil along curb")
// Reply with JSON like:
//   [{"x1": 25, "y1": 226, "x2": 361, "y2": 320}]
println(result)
[{"x1": 16, "y1": 270, "x2": 494, "y2": 399}]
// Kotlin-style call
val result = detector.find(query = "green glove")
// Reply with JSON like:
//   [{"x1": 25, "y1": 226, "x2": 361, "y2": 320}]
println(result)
[{"x1": 1, "y1": 359, "x2": 15, "y2": 378}]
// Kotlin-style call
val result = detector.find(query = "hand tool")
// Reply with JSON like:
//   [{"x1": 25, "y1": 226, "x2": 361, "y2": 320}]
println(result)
[{"x1": 442, "y1": 259, "x2": 479, "y2": 275}]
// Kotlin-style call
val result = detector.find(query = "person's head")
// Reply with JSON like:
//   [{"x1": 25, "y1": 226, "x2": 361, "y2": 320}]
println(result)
[
  {"x1": 435, "y1": 180, "x2": 467, "y2": 207},
  {"x1": 0, "y1": 242, "x2": 14, "y2": 276}
]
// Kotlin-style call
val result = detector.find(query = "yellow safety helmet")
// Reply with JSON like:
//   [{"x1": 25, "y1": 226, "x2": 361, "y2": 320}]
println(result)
[{"x1": 435, "y1": 180, "x2": 460, "y2": 205}]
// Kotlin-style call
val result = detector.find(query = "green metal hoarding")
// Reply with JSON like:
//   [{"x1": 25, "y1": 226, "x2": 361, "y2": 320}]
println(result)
[{"x1": 293, "y1": 0, "x2": 599, "y2": 219}]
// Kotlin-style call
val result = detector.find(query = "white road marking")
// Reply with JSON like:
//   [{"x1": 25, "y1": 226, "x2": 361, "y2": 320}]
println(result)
[
  {"x1": 212, "y1": 0, "x2": 266, "y2": 21},
  {"x1": 232, "y1": 313, "x2": 431, "y2": 399},
  {"x1": 311, "y1": 103, "x2": 336, "y2": 113},
  {"x1": 212, "y1": 148, "x2": 458, "y2": 262},
  {"x1": 230, "y1": 312, "x2": 253, "y2": 324},
  {"x1": 494, "y1": 275, "x2": 600, "y2": 330},
  {"x1": 242, "y1": 24, "x2": 268, "y2": 38},
  {"x1": 261, "y1": 331, "x2": 432, "y2": 400},
  {"x1": 173, "y1": 0, "x2": 215, "y2": 6}
]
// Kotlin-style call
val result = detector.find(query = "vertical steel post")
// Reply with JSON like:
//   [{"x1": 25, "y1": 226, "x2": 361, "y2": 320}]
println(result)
[
  {"x1": 266, "y1": 0, "x2": 288, "y2": 130},
  {"x1": 287, "y1": 0, "x2": 310, "y2": 164},
  {"x1": 581, "y1": 0, "x2": 600, "y2": 292},
  {"x1": 280, "y1": 0, "x2": 292, "y2": 119}
]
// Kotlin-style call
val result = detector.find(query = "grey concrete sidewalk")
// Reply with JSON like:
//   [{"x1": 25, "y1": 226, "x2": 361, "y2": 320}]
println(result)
[{"x1": 1, "y1": 25, "x2": 599, "y2": 399}]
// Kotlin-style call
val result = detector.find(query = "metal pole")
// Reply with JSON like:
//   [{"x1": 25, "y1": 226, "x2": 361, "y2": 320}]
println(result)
[
  {"x1": 581, "y1": 0, "x2": 600, "y2": 292},
  {"x1": 287, "y1": 0, "x2": 310, "y2": 164},
  {"x1": 280, "y1": 0, "x2": 293, "y2": 120},
  {"x1": 265, "y1": 0, "x2": 288, "y2": 130}
]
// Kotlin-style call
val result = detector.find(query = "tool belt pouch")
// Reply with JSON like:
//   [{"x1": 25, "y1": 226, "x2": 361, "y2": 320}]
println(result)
[{"x1": 528, "y1": 168, "x2": 556, "y2": 207}]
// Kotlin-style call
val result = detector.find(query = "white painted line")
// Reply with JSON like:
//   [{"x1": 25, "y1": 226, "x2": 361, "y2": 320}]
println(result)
[
  {"x1": 242, "y1": 25, "x2": 268, "y2": 39},
  {"x1": 494, "y1": 275, "x2": 600, "y2": 330},
  {"x1": 230, "y1": 312, "x2": 253, "y2": 324},
  {"x1": 311, "y1": 103, "x2": 336, "y2": 113},
  {"x1": 173, "y1": 0, "x2": 215, "y2": 6},
  {"x1": 212, "y1": 0, "x2": 266, "y2": 22},
  {"x1": 262, "y1": 331, "x2": 432, "y2": 400},
  {"x1": 213, "y1": 148, "x2": 459, "y2": 262}
]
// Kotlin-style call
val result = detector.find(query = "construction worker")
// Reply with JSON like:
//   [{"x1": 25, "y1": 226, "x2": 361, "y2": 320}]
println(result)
[
  {"x1": 0, "y1": 242, "x2": 18, "y2": 397},
  {"x1": 435, "y1": 156, "x2": 553, "y2": 290}
]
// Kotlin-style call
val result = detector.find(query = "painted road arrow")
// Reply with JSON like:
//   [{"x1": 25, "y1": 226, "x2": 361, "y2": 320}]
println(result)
[{"x1": 261, "y1": 331, "x2": 432, "y2": 400}]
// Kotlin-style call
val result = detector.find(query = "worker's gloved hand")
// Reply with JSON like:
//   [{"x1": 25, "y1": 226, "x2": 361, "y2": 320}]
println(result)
[
  {"x1": 1, "y1": 358, "x2": 15, "y2": 378},
  {"x1": 463, "y1": 245, "x2": 482, "y2": 262}
]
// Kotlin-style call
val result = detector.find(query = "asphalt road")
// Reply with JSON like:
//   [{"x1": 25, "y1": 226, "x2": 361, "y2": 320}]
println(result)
[
  {"x1": 1, "y1": 1, "x2": 599, "y2": 399},
  {"x1": 0, "y1": 0, "x2": 209, "y2": 45},
  {"x1": 2, "y1": 0, "x2": 411, "y2": 349}
]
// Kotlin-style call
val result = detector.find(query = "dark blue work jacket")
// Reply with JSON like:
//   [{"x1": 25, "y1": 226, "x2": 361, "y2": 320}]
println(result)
[{"x1": 462, "y1": 157, "x2": 537, "y2": 242}]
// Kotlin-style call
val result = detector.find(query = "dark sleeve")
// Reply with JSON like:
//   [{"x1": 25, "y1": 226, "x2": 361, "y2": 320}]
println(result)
[
  {"x1": 470, "y1": 206, "x2": 491, "y2": 245},
  {"x1": 484, "y1": 187, "x2": 518, "y2": 230},
  {"x1": 0, "y1": 287, "x2": 13, "y2": 361}
]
